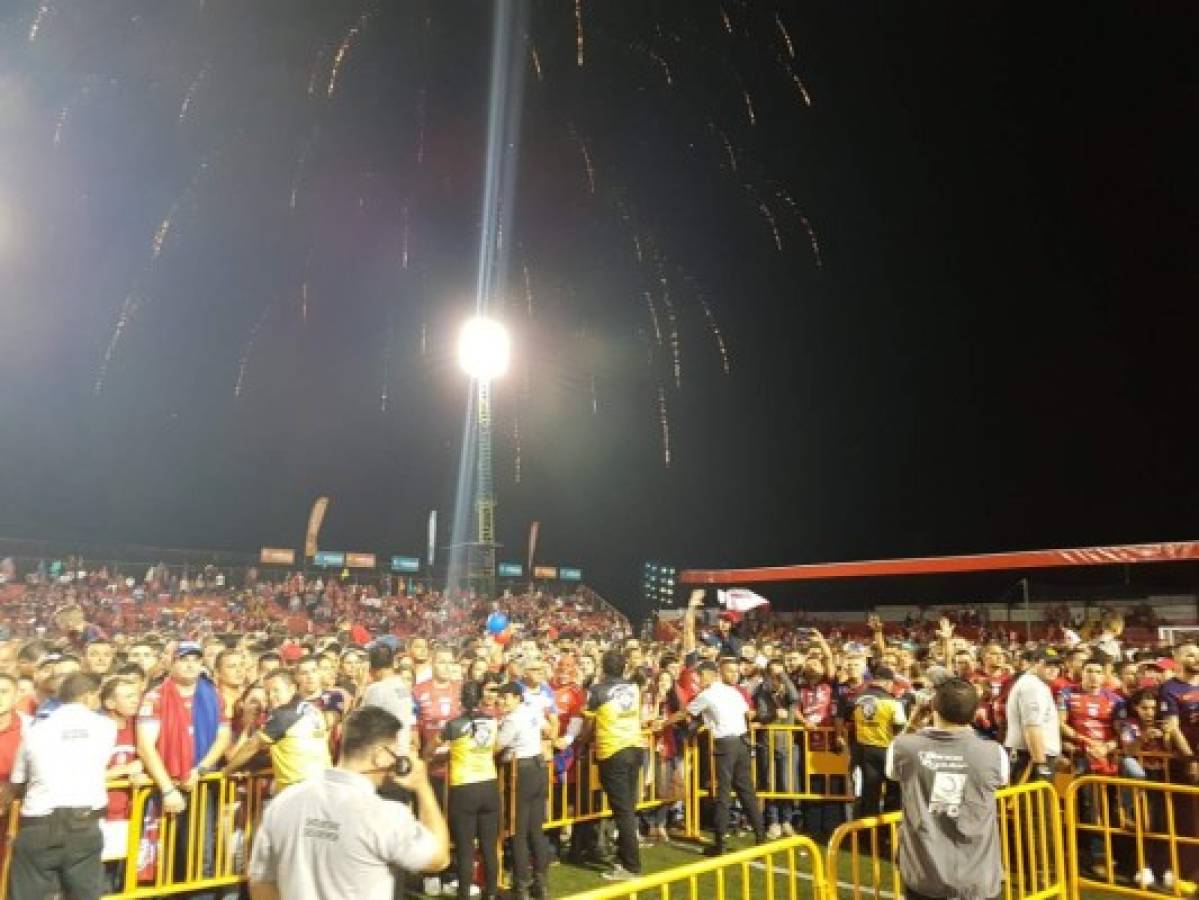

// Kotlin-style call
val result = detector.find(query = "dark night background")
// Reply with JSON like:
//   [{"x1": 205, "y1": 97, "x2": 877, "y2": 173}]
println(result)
[{"x1": 1, "y1": 3, "x2": 1196, "y2": 625}]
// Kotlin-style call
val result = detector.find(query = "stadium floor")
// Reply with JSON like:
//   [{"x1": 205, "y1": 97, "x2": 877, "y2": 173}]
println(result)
[{"x1": 409, "y1": 833, "x2": 1133, "y2": 898}]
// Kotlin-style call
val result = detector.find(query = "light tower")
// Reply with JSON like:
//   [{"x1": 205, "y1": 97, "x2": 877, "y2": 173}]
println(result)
[{"x1": 458, "y1": 316, "x2": 510, "y2": 598}]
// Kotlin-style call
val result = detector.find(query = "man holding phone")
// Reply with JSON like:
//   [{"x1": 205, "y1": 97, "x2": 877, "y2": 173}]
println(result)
[{"x1": 248, "y1": 707, "x2": 450, "y2": 900}]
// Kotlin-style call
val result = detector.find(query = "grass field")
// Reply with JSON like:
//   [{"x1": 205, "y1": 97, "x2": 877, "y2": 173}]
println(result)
[{"x1": 409, "y1": 831, "x2": 1148, "y2": 899}]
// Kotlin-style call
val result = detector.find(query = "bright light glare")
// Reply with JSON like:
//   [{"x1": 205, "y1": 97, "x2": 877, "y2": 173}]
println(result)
[{"x1": 458, "y1": 317, "x2": 510, "y2": 379}]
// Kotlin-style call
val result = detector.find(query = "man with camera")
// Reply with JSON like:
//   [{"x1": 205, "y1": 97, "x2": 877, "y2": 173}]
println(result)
[{"x1": 248, "y1": 706, "x2": 450, "y2": 900}]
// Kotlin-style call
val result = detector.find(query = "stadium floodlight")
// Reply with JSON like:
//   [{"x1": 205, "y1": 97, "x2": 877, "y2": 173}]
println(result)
[{"x1": 458, "y1": 316, "x2": 510, "y2": 379}]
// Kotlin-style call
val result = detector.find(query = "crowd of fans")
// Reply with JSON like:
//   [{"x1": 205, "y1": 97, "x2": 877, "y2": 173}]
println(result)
[{"x1": 0, "y1": 558, "x2": 1197, "y2": 898}]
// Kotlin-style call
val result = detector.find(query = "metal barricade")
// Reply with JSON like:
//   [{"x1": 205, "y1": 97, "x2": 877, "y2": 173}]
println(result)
[
  {"x1": 825, "y1": 781, "x2": 1066, "y2": 900},
  {"x1": 1065, "y1": 775, "x2": 1199, "y2": 900},
  {"x1": 688, "y1": 724, "x2": 851, "y2": 840},
  {"x1": 564, "y1": 833, "x2": 828, "y2": 900},
  {"x1": 105, "y1": 771, "x2": 272, "y2": 899},
  {"x1": 500, "y1": 730, "x2": 672, "y2": 838}
]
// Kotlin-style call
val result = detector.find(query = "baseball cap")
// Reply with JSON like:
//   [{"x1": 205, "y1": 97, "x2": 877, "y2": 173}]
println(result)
[
  {"x1": 496, "y1": 682, "x2": 523, "y2": 697},
  {"x1": 174, "y1": 641, "x2": 202, "y2": 659},
  {"x1": 1023, "y1": 648, "x2": 1061, "y2": 664}
]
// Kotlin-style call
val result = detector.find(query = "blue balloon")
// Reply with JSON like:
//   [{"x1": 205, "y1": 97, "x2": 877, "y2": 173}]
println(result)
[{"x1": 486, "y1": 612, "x2": 509, "y2": 635}]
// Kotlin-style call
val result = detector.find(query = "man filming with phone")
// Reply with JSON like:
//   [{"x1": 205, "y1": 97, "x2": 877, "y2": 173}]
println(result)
[{"x1": 248, "y1": 706, "x2": 450, "y2": 900}]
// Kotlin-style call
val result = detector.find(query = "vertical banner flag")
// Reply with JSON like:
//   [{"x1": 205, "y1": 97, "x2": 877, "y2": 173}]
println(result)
[
  {"x1": 304, "y1": 496, "x2": 330, "y2": 558},
  {"x1": 427, "y1": 510, "x2": 437, "y2": 567},
  {"x1": 526, "y1": 521, "x2": 540, "y2": 573}
]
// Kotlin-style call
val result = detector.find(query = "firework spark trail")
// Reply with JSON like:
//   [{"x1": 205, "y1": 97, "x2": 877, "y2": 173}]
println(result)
[
  {"x1": 94, "y1": 159, "x2": 213, "y2": 393},
  {"x1": 379, "y1": 318, "x2": 394, "y2": 411},
  {"x1": 52, "y1": 105, "x2": 68, "y2": 146},
  {"x1": 567, "y1": 125, "x2": 596, "y2": 195},
  {"x1": 758, "y1": 201, "x2": 783, "y2": 251},
  {"x1": 521, "y1": 262, "x2": 534, "y2": 315},
  {"x1": 657, "y1": 385, "x2": 672, "y2": 467},
  {"x1": 774, "y1": 11, "x2": 796, "y2": 58},
  {"x1": 400, "y1": 204, "x2": 410, "y2": 269},
  {"x1": 527, "y1": 37, "x2": 543, "y2": 82},
  {"x1": 28, "y1": 3, "x2": 49, "y2": 43},
  {"x1": 288, "y1": 132, "x2": 317, "y2": 210},
  {"x1": 718, "y1": 5, "x2": 733, "y2": 35},
  {"x1": 742, "y1": 86, "x2": 757, "y2": 126},
  {"x1": 575, "y1": 0, "x2": 584, "y2": 66},
  {"x1": 327, "y1": 6, "x2": 373, "y2": 99},
  {"x1": 772, "y1": 187, "x2": 823, "y2": 268},
  {"x1": 644, "y1": 291, "x2": 663, "y2": 346},
  {"x1": 697, "y1": 296, "x2": 732, "y2": 374},
  {"x1": 178, "y1": 62, "x2": 209, "y2": 125},
  {"x1": 660, "y1": 279, "x2": 682, "y2": 388},
  {"x1": 306, "y1": 45, "x2": 327, "y2": 96},
  {"x1": 644, "y1": 46, "x2": 673, "y2": 87},
  {"x1": 589, "y1": 374, "x2": 598, "y2": 415},
  {"x1": 420, "y1": 322, "x2": 427, "y2": 355},
  {"x1": 787, "y1": 68, "x2": 813, "y2": 107},
  {"x1": 708, "y1": 121, "x2": 738, "y2": 172},
  {"x1": 798, "y1": 213, "x2": 823, "y2": 268},
  {"x1": 512, "y1": 413, "x2": 522, "y2": 483},
  {"x1": 93, "y1": 290, "x2": 143, "y2": 394},
  {"x1": 234, "y1": 302, "x2": 273, "y2": 398}
]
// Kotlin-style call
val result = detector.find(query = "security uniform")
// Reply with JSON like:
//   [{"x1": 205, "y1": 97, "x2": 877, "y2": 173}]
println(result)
[
  {"x1": 9, "y1": 702, "x2": 116, "y2": 900},
  {"x1": 687, "y1": 679, "x2": 765, "y2": 850}
]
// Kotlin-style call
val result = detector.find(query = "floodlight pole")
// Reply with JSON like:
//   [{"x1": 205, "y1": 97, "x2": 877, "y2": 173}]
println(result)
[{"x1": 474, "y1": 377, "x2": 497, "y2": 599}]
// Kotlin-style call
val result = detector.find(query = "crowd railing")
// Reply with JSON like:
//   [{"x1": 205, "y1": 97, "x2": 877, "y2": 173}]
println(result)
[
  {"x1": 564, "y1": 833, "x2": 828, "y2": 900},
  {"x1": 1064, "y1": 774, "x2": 1199, "y2": 899},
  {"x1": 1, "y1": 742, "x2": 1195, "y2": 899}
]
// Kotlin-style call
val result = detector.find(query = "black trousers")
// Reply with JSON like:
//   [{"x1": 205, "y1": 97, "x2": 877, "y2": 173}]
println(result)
[
  {"x1": 853, "y1": 744, "x2": 897, "y2": 819},
  {"x1": 598, "y1": 747, "x2": 643, "y2": 874},
  {"x1": 448, "y1": 780, "x2": 500, "y2": 899},
  {"x1": 511, "y1": 759, "x2": 551, "y2": 885},
  {"x1": 712, "y1": 735, "x2": 764, "y2": 848},
  {"x1": 9, "y1": 810, "x2": 103, "y2": 900}
]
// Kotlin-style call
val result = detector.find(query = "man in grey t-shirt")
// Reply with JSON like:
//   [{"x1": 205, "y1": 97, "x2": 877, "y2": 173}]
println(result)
[
  {"x1": 361, "y1": 644, "x2": 415, "y2": 748},
  {"x1": 886, "y1": 678, "x2": 1009, "y2": 900},
  {"x1": 249, "y1": 707, "x2": 449, "y2": 900}
]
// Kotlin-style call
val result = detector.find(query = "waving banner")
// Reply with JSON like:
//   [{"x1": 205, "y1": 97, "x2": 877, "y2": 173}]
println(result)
[{"x1": 304, "y1": 496, "x2": 329, "y2": 559}]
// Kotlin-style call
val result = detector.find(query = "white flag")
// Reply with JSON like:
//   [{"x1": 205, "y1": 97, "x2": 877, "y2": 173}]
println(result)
[{"x1": 717, "y1": 588, "x2": 770, "y2": 613}]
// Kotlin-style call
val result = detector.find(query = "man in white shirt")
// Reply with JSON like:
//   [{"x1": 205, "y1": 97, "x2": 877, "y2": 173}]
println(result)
[
  {"x1": 248, "y1": 706, "x2": 449, "y2": 900},
  {"x1": 687, "y1": 659, "x2": 765, "y2": 856},
  {"x1": 9, "y1": 672, "x2": 116, "y2": 900},
  {"x1": 1004, "y1": 648, "x2": 1063, "y2": 783}
]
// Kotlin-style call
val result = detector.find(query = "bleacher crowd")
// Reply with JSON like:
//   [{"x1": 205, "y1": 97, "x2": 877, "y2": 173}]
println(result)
[{"x1": 0, "y1": 561, "x2": 1197, "y2": 899}]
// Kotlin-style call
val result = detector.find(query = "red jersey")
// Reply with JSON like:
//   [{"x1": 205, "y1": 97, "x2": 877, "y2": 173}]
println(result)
[
  {"x1": 797, "y1": 680, "x2": 837, "y2": 751},
  {"x1": 0, "y1": 712, "x2": 25, "y2": 782},
  {"x1": 106, "y1": 721, "x2": 137, "y2": 821},
  {"x1": 676, "y1": 667, "x2": 700, "y2": 706},
  {"x1": 1058, "y1": 687, "x2": 1125, "y2": 775},
  {"x1": 413, "y1": 680, "x2": 461, "y2": 775},
  {"x1": 972, "y1": 672, "x2": 1012, "y2": 737},
  {"x1": 1050, "y1": 675, "x2": 1079, "y2": 704}
]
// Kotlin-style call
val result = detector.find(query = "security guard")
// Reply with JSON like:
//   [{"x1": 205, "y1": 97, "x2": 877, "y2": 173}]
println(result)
[
  {"x1": 9, "y1": 672, "x2": 116, "y2": 900},
  {"x1": 850, "y1": 666, "x2": 906, "y2": 818},
  {"x1": 580, "y1": 650, "x2": 644, "y2": 881},
  {"x1": 443, "y1": 681, "x2": 500, "y2": 900},
  {"x1": 495, "y1": 682, "x2": 551, "y2": 900},
  {"x1": 687, "y1": 658, "x2": 765, "y2": 855}
]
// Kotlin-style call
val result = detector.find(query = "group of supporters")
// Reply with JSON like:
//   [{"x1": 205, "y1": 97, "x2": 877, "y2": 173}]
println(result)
[{"x1": 0, "y1": 570, "x2": 1197, "y2": 899}]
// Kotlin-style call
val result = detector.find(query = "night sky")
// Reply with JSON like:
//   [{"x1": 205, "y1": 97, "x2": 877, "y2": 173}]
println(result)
[{"x1": 1, "y1": 2, "x2": 1196, "y2": 624}]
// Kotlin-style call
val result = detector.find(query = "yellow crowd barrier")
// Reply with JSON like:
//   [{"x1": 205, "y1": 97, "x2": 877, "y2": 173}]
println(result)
[
  {"x1": 824, "y1": 780, "x2": 1066, "y2": 900},
  {"x1": 1064, "y1": 775, "x2": 1199, "y2": 900},
  {"x1": 692, "y1": 725, "x2": 853, "y2": 815},
  {"x1": 499, "y1": 730, "x2": 679, "y2": 840},
  {"x1": 3, "y1": 747, "x2": 1194, "y2": 900},
  {"x1": 565, "y1": 833, "x2": 828, "y2": 900}
]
